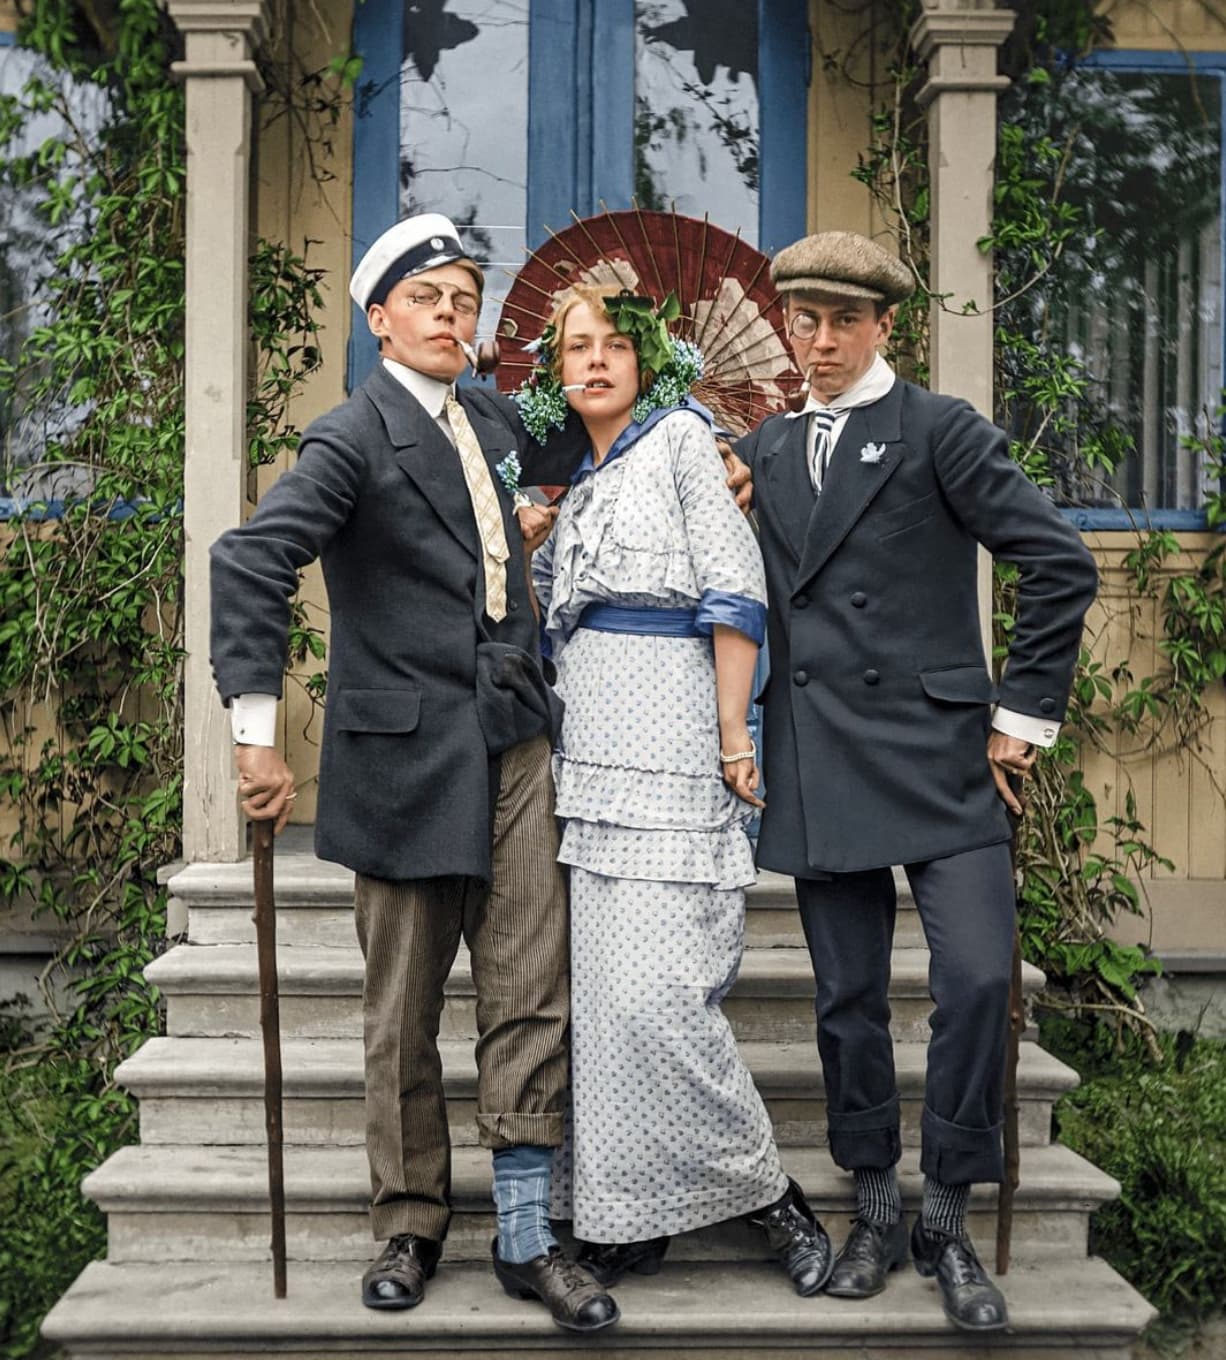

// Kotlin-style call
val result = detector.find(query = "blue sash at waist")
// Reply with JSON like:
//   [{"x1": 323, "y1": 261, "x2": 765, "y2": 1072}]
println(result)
[{"x1": 577, "y1": 604, "x2": 702, "y2": 638}]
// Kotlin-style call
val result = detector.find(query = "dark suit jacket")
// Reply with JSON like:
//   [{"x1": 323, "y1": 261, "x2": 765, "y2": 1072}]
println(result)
[
  {"x1": 738, "y1": 379, "x2": 1098, "y2": 876},
  {"x1": 209, "y1": 364, "x2": 580, "y2": 882}
]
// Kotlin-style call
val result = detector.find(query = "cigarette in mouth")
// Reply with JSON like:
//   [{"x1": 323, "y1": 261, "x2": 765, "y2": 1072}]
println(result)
[{"x1": 560, "y1": 384, "x2": 588, "y2": 392}]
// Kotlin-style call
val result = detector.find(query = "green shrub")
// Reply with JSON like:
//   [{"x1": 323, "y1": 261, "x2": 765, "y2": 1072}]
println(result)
[{"x1": 1047, "y1": 1021, "x2": 1226, "y2": 1327}]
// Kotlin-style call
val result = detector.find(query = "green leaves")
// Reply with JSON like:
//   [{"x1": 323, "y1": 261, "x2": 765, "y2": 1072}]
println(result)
[
  {"x1": 1051, "y1": 1028, "x2": 1226, "y2": 1325},
  {"x1": 603, "y1": 290, "x2": 680, "y2": 379}
]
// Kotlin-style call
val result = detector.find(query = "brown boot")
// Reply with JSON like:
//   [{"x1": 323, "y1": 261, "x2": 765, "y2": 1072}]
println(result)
[{"x1": 492, "y1": 1240, "x2": 620, "y2": 1333}]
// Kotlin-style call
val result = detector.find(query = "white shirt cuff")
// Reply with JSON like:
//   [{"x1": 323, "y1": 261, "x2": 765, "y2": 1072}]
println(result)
[
  {"x1": 231, "y1": 693, "x2": 278, "y2": 746},
  {"x1": 992, "y1": 705, "x2": 1059, "y2": 749}
]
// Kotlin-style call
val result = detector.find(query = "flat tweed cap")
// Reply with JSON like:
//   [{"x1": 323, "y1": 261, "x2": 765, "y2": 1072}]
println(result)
[
  {"x1": 771, "y1": 231, "x2": 914, "y2": 305},
  {"x1": 349, "y1": 212, "x2": 484, "y2": 311}
]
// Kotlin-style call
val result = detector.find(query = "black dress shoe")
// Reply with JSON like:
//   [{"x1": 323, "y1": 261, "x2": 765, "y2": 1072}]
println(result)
[
  {"x1": 910, "y1": 1217, "x2": 1009, "y2": 1331},
  {"x1": 577, "y1": 1235, "x2": 670, "y2": 1286},
  {"x1": 826, "y1": 1216, "x2": 909, "y2": 1298},
  {"x1": 491, "y1": 1240, "x2": 620, "y2": 1333},
  {"x1": 746, "y1": 1177, "x2": 834, "y2": 1296},
  {"x1": 361, "y1": 1232, "x2": 442, "y2": 1310}
]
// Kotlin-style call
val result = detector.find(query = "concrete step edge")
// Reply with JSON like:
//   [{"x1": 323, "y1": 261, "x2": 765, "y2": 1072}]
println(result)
[
  {"x1": 40, "y1": 1256, "x2": 1158, "y2": 1351},
  {"x1": 83, "y1": 1141, "x2": 1119, "y2": 1213},
  {"x1": 171, "y1": 856, "x2": 916, "y2": 912},
  {"x1": 147, "y1": 942, "x2": 1038, "y2": 998},
  {"x1": 115, "y1": 1035, "x2": 1079, "y2": 1100}
]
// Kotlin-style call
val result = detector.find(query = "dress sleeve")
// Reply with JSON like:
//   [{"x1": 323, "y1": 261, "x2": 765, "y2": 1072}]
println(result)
[
  {"x1": 669, "y1": 414, "x2": 767, "y2": 645},
  {"x1": 530, "y1": 527, "x2": 557, "y2": 657}
]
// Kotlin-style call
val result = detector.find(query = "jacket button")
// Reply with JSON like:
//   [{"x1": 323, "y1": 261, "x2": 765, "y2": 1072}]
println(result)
[
  {"x1": 851, "y1": 592, "x2": 867, "y2": 608},
  {"x1": 1039, "y1": 697, "x2": 1056, "y2": 713},
  {"x1": 863, "y1": 669, "x2": 880, "y2": 685},
  {"x1": 507, "y1": 599, "x2": 519, "y2": 612},
  {"x1": 793, "y1": 669, "x2": 809, "y2": 687},
  {"x1": 793, "y1": 594, "x2": 809, "y2": 610}
]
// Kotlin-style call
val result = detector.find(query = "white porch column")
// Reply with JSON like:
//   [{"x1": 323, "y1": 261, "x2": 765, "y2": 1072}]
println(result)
[
  {"x1": 910, "y1": 0, "x2": 1016, "y2": 656},
  {"x1": 169, "y1": 0, "x2": 269, "y2": 862}
]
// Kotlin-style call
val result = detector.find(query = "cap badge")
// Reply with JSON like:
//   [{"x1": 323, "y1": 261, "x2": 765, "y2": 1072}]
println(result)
[{"x1": 430, "y1": 237, "x2": 444, "y2": 250}]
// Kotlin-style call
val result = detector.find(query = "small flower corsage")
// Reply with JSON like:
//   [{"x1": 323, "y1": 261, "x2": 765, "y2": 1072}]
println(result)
[{"x1": 495, "y1": 451, "x2": 533, "y2": 512}]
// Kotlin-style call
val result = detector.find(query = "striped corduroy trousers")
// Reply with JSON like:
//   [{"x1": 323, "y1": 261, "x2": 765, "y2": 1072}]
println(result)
[{"x1": 354, "y1": 735, "x2": 569, "y2": 1242}]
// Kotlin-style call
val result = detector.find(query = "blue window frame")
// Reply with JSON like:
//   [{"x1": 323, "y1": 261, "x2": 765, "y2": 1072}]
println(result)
[
  {"x1": 1045, "y1": 47, "x2": 1219, "y2": 527},
  {"x1": 349, "y1": 0, "x2": 808, "y2": 388}
]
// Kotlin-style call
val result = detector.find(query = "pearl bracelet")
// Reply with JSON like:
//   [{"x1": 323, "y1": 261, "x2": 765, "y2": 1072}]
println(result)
[{"x1": 719, "y1": 740, "x2": 756, "y2": 765}]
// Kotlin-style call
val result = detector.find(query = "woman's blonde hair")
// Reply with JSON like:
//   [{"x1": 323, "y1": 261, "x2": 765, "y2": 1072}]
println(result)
[{"x1": 546, "y1": 283, "x2": 653, "y2": 391}]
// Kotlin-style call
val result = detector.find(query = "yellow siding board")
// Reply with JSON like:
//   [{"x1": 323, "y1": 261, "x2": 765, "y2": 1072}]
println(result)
[
  {"x1": 1102, "y1": 0, "x2": 1226, "y2": 47},
  {"x1": 808, "y1": 0, "x2": 880, "y2": 237},
  {"x1": 252, "y1": 0, "x2": 354, "y2": 821},
  {"x1": 1187, "y1": 679, "x2": 1226, "y2": 879}
]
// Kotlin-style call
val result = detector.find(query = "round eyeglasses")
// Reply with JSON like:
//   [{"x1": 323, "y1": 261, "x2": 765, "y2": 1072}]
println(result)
[{"x1": 402, "y1": 283, "x2": 480, "y2": 318}]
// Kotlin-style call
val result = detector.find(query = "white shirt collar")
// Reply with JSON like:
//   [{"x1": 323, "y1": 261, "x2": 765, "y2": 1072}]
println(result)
[
  {"x1": 784, "y1": 352, "x2": 896, "y2": 419},
  {"x1": 382, "y1": 356, "x2": 453, "y2": 419}
]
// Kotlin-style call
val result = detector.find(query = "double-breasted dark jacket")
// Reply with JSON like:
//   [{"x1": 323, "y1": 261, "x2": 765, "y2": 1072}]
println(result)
[
  {"x1": 738, "y1": 378, "x2": 1098, "y2": 877},
  {"x1": 210, "y1": 363, "x2": 579, "y2": 883}
]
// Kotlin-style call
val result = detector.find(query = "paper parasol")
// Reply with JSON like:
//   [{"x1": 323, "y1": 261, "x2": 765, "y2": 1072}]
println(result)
[{"x1": 494, "y1": 206, "x2": 798, "y2": 436}]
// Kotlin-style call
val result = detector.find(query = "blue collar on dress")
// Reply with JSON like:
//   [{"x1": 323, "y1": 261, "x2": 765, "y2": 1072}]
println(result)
[{"x1": 569, "y1": 396, "x2": 714, "y2": 484}]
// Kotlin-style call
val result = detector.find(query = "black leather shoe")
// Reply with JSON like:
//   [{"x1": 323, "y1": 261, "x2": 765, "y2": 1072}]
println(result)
[
  {"x1": 577, "y1": 1235, "x2": 670, "y2": 1286},
  {"x1": 747, "y1": 1177, "x2": 834, "y2": 1296},
  {"x1": 492, "y1": 1240, "x2": 620, "y2": 1333},
  {"x1": 910, "y1": 1217, "x2": 1009, "y2": 1331},
  {"x1": 826, "y1": 1216, "x2": 909, "y2": 1298},
  {"x1": 361, "y1": 1232, "x2": 442, "y2": 1310}
]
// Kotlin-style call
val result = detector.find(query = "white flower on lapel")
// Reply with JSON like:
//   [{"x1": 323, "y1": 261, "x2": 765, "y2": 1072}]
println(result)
[{"x1": 860, "y1": 442, "x2": 886, "y2": 464}]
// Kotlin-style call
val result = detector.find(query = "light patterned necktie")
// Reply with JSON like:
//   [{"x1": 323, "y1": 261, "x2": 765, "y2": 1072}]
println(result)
[
  {"x1": 809, "y1": 407, "x2": 839, "y2": 493},
  {"x1": 444, "y1": 393, "x2": 510, "y2": 621}
]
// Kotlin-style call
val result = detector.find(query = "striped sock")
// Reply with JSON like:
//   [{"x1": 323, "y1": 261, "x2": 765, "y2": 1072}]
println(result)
[
  {"x1": 921, "y1": 1177, "x2": 970, "y2": 1238},
  {"x1": 854, "y1": 1166, "x2": 902, "y2": 1225},
  {"x1": 492, "y1": 1146, "x2": 559, "y2": 1265}
]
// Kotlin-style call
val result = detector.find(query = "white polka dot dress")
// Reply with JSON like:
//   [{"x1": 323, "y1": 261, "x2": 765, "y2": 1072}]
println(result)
[{"x1": 534, "y1": 406, "x2": 788, "y2": 1243}]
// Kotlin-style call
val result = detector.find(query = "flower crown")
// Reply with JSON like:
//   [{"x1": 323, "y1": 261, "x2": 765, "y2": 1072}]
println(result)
[{"x1": 513, "y1": 289, "x2": 705, "y2": 443}]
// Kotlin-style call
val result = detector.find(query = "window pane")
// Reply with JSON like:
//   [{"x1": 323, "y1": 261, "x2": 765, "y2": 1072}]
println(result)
[
  {"x1": 1, "y1": 46, "x2": 107, "y2": 495},
  {"x1": 399, "y1": 2, "x2": 529, "y2": 341},
  {"x1": 1002, "y1": 67, "x2": 1222, "y2": 513},
  {"x1": 634, "y1": 0, "x2": 759, "y2": 245}
]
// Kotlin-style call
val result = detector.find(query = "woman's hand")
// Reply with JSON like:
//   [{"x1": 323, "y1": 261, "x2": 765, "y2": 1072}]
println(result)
[{"x1": 720, "y1": 728, "x2": 765, "y2": 808}]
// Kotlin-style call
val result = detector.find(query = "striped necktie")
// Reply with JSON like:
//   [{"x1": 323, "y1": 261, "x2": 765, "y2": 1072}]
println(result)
[
  {"x1": 809, "y1": 408, "x2": 838, "y2": 493},
  {"x1": 444, "y1": 393, "x2": 510, "y2": 622}
]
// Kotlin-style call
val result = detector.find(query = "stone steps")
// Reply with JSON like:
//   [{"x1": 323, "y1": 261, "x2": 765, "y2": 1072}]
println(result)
[
  {"x1": 41, "y1": 1256, "x2": 1156, "y2": 1359},
  {"x1": 43, "y1": 838, "x2": 1157, "y2": 1358},
  {"x1": 148, "y1": 940, "x2": 1034, "y2": 1044},
  {"x1": 85, "y1": 1141, "x2": 1118, "y2": 1266},
  {"x1": 117, "y1": 1034, "x2": 1077, "y2": 1149},
  {"x1": 172, "y1": 853, "x2": 925, "y2": 951}
]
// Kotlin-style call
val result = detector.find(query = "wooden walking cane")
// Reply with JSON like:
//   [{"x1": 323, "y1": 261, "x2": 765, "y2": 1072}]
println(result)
[
  {"x1": 996, "y1": 774, "x2": 1025, "y2": 1276},
  {"x1": 252, "y1": 818, "x2": 288, "y2": 1297}
]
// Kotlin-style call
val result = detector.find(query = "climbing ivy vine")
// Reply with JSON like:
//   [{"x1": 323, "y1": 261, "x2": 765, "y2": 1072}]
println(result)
[
  {"x1": 0, "y1": 3, "x2": 345, "y2": 1354},
  {"x1": 839, "y1": 0, "x2": 1224, "y2": 1052}
]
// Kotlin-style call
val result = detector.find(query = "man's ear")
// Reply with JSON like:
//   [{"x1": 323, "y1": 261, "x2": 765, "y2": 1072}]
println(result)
[
  {"x1": 877, "y1": 307, "x2": 896, "y2": 345},
  {"x1": 366, "y1": 301, "x2": 387, "y2": 342}
]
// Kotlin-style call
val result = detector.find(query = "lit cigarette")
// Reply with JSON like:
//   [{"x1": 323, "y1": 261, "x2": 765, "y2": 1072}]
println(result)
[{"x1": 560, "y1": 384, "x2": 588, "y2": 392}]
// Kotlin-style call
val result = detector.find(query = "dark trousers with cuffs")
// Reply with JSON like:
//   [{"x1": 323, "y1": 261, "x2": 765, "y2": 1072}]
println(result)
[
  {"x1": 794, "y1": 841, "x2": 1015, "y2": 1186},
  {"x1": 353, "y1": 736, "x2": 569, "y2": 1243}
]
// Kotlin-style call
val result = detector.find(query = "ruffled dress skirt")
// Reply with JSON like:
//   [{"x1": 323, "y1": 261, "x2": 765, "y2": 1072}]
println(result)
[{"x1": 549, "y1": 626, "x2": 788, "y2": 1243}]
